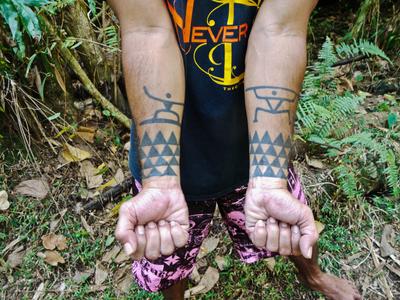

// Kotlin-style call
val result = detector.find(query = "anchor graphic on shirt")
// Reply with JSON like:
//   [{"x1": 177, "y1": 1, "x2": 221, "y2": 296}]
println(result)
[
  {"x1": 193, "y1": 0, "x2": 261, "y2": 86},
  {"x1": 140, "y1": 86, "x2": 184, "y2": 127},
  {"x1": 194, "y1": 42, "x2": 244, "y2": 86}
]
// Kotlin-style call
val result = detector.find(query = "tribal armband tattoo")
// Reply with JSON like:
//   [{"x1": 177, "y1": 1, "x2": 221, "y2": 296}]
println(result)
[
  {"x1": 139, "y1": 131, "x2": 180, "y2": 179},
  {"x1": 249, "y1": 131, "x2": 291, "y2": 179}
]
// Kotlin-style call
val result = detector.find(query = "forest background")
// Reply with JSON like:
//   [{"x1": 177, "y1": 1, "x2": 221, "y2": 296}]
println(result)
[{"x1": 0, "y1": 0, "x2": 399, "y2": 299}]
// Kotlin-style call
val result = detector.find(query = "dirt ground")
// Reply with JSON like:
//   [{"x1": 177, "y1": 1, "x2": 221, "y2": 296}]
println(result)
[{"x1": 1, "y1": 1, "x2": 399, "y2": 299}]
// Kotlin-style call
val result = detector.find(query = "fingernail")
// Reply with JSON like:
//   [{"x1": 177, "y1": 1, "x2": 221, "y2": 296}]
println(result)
[
  {"x1": 269, "y1": 218, "x2": 276, "y2": 224},
  {"x1": 292, "y1": 226, "x2": 299, "y2": 234},
  {"x1": 159, "y1": 220, "x2": 166, "y2": 226},
  {"x1": 281, "y1": 223, "x2": 288, "y2": 228},
  {"x1": 137, "y1": 226, "x2": 145, "y2": 235},
  {"x1": 256, "y1": 220, "x2": 265, "y2": 228},
  {"x1": 148, "y1": 222, "x2": 156, "y2": 229},
  {"x1": 307, "y1": 247, "x2": 313, "y2": 259},
  {"x1": 170, "y1": 221, "x2": 177, "y2": 227},
  {"x1": 124, "y1": 243, "x2": 133, "y2": 256}
]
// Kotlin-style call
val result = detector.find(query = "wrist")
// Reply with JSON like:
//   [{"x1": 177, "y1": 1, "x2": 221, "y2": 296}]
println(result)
[
  {"x1": 142, "y1": 176, "x2": 181, "y2": 190},
  {"x1": 248, "y1": 177, "x2": 288, "y2": 190}
]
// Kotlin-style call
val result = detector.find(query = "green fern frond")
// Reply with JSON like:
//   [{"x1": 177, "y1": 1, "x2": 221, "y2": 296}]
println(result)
[
  {"x1": 104, "y1": 25, "x2": 119, "y2": 53},
  {"x1": 335, "y1": 165, "x2": 363, "y2": 200},
  {"x1": 336, "y1": 39, "x2": 391, "y2": 62},
  {"x1": 384, "y1": 150, "x2": 400, "y2": 197}
]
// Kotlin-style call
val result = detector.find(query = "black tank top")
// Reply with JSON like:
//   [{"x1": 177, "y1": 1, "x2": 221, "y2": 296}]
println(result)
[{"x1": 129, "y1": 1, "x2": 261, "y2": 200}]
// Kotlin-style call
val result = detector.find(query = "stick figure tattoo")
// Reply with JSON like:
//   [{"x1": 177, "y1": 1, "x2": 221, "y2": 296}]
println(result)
[
  {"x1": 245, "y1": 86, "x2": 298, "y2": 123},
  {"x1": 140, "y1": 86, "x2": 184, "y2": 127}
]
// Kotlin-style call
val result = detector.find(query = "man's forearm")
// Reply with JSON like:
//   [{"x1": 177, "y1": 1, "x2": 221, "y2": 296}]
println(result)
[
  {"x1": 245, "y1": 33, "x2": 306, "y2": 187},
  {"x1": 122, "y1": 28, "x2": 185, "y2": 188}
]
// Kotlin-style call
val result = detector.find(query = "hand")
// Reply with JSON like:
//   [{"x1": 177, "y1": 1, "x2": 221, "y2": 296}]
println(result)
[
  {"x1": 115, "y1": 186, "x2": 189, "y2": 260},
  {"x1": 245, "y1": 182, "x2": 318, "y2": 259},
  {"x1": 256, "y1": 218, "x2": 303, "y2": 256}
]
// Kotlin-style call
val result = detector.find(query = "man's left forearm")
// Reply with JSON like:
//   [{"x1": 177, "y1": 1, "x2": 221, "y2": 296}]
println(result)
[{"x1": 245, "y1": 1, "x2": 316, "y2": 188}]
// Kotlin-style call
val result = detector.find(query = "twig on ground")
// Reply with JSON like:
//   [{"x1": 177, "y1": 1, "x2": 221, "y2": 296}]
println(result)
[
  {"x1": 82, "y1": 177, "x2": 136, "y2": 212},
  {"x1": 332, "y1": 55, "x2": 369, "y2": 67},
  {"x1": 371, "y1": 237, "x2": 400, "y2": 268},
  {"x1": 366, "y1": 238, "x2": 394, "y2": 300}
]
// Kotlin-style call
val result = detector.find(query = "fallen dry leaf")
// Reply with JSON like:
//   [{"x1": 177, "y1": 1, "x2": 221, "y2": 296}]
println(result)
[
  {"x1": 42, "y1": 250, "x2": 65, "y2": 266},
  {"x1": 381, "y1": 225, "x2": 396, "y2": 258},
  {"x1": 184, "y1": 285, "x2": 206, "y2": 298},
  {"x1": 113, "y1": 265, "x2": 131, "y2": 282},
  {"x1": 95, "y1": 262, "x2": 109, "y2": 285},
  {"x1": 41, "y1": 233, "x2": 67, "y2": 251},
  {"x1": 265, "y1": 257, "x2": 276, "y2": 272},
  {"x1": 306, "y1": 155, "x2": 325, "y2": 169},
  {"x1": 97, "y1": 168, "x2": 126, "y2": 191},
  {"x1": 214, "y1": 256, "x2": 228, "y2": 271},
  {"x1": 97, "y1": 178, "x2": 116, "y2": 191},
  {"x1": 101, "y1": 245, "x2": 121, "y2": 263},
  {"x1": 50, "y1": 209, "x2": 67, "y2": 232},
  {"x1": 76, "y1": 128, "x2": 95, "y2": 143},
  {"x1": 61, "y1": 143, "x2": 92, "y2": 162},
  {"x1": 198, "y1": 237, "x2": 220, "y2": 259},
  {"x1": 116, "y1": 275, "x2": 133, "y2": 294},
  {"x1": 114, "y1": 250, "x2": 130, "y2": 264},
  {"x1": 189, "y1": 266, "x2": 201, "y2": 284},
  {"x1": 7, "y1": 247, "x2": 25, "y2": 268},
  {"x1": 114, "y1": 168, "x2": 125, "y2": 185},
  {"x1": 123, "y1": 142, "x2": 130, "y2": 152},
  {"x1": 1, "y1": 237, "x2": 20, "y2": 255},
  {"x1": 32, "y1": 282, "x2": 45, "y2": 300},
  {"x1": 80, "y1": 161, "x2": 103, "y2": 189},
  {"x1": 188, "y1": 267, "x2": 219, "y2": 296},
  {"x1": 315, "y1": 221, "x2": 325, "y2": 234},
  {"x1": 14, "y1": 179, "x2": 50, "y2": 200},
  {"x1": 80, "y1": 215, "x2": 95, "y2": 239},
  {"x1": 89, "y1": 285, "x2": 107, "y2": 292},
  {"x1": 73, "y1": 269, "x2": 94, "y2": 283},
  {"x1": 0, "y1": 190, "x2": 9, "y2": 210}
]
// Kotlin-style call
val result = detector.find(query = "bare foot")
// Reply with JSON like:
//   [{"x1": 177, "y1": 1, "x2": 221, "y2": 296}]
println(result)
[{"x1": 302, "y1": 272, "x2": 361, "y2": 300}]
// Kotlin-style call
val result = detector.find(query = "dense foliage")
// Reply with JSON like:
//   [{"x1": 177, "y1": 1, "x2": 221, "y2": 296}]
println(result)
[{"x1": 297, "y1": 37, "x2": 399, "y2": 214}]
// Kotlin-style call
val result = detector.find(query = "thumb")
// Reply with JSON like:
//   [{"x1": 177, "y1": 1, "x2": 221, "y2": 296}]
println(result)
[
  {"x1": 297, "y1": 207, "x2": 318, "y2": 259},
  {"x1": 115, "y1": 201, "x2": 138, "y2": 255}
]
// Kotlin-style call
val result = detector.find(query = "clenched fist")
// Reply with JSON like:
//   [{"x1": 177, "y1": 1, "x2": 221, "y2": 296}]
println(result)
[
  {"x1": 245, "y1": 180, "x2": 318, "y2": 259},
  {"x1": 115, "y1": 186, "x2": 189, "y2": 260}
]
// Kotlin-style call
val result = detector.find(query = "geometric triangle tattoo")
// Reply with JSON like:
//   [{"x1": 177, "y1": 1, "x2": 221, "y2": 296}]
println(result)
[{"x1": 249, "y1": 130, "x2": 291, "y2": 179}]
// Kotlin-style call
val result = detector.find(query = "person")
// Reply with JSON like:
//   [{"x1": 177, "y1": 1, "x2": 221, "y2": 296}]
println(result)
[{"x1": 109, "y1": 0, "x2": 361, "y2": 299}]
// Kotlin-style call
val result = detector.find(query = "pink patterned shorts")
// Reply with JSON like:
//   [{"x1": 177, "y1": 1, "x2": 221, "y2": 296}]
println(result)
[{"x1": 132, "y1": 167, "x2": 307, "y2": 292}]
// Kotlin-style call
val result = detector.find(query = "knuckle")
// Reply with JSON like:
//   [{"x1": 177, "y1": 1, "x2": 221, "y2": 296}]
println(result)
[
  {"x1": 119, "y1": 202, "x2": 130, "y2": 214},
  {"x1": 115, "y1": 229, "x2": 125, "y2": 241}
]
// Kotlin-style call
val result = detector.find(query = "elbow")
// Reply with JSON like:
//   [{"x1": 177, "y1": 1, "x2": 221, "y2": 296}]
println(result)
[
  {"x1": 121, "y1": 26, "x2": 177, "y2": 50},
  {"x1": 251, "y1": 22, "x2": 307, "y2": 39}
]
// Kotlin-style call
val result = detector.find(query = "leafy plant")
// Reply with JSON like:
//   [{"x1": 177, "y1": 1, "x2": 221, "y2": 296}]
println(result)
[
  {"x1": 0, "y1": 0, "x2": 49, "y2": 58},
  {"x1": 296, "y1": 38, "x2": 365, "y2": 141},
  {"x1": 297, "y1": 37, "x2": 400, "y2": 207}
]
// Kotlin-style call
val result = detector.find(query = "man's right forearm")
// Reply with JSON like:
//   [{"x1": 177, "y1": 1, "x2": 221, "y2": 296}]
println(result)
[{"x1": 121, "y1": 26, "x2": 185, "y2": 189}]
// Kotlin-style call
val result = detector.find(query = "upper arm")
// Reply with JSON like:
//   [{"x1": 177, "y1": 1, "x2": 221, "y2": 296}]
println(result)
[
  {"x1": 107, "y1": 0, "x2": 174, "y2": 34},
  {"x1": 252, "y1": 0, "x2": 318, "y2": 37}
]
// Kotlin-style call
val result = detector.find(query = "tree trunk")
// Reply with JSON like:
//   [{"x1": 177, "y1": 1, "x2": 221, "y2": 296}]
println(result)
[{"x1": 64, "y1": 0, "x2": 110, "y2": 85}]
